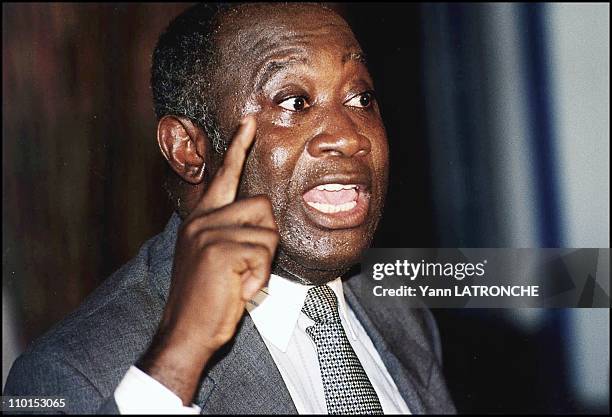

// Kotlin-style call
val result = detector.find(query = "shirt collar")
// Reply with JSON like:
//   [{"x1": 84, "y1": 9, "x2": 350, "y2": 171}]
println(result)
[{"x1": 246, "y1": 274, "x2": 357, "y2": 352}]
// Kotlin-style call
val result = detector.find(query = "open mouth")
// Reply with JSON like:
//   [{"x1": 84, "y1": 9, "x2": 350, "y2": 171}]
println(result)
[
  {"x1": 301, "y1": 182, "x2": 370, "y2": 229},
  {"x1": 303, "y1": 183, "x2": 359, "y2": 213}
]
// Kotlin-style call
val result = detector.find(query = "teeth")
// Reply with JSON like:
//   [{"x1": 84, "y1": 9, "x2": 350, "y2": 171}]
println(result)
[
  {"x1": 315, "y1": 183, "x2": 357, "y2": 191},
  {"x1": 306, "y1": 201, "x2": 357, "y2": 214}
]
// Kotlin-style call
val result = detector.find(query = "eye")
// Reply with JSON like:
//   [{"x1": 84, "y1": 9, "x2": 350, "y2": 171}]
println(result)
[
  {"x1": 345, "y1": 91, "x2": 375, "y2": 108},
  {"x1": 278, "y1": 96, "x2": 310, "y2": 112}
]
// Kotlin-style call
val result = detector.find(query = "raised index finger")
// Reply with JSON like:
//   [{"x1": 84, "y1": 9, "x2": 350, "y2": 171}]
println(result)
[{"x1": 198, "y1": 116, "x2": 257, "y2": 211}]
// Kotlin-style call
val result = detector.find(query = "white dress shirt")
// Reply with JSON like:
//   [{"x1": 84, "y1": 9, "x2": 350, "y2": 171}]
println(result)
[
  {"x1": 246, "y1": 275, "x2": 411, "y2": 414},
  {"x1": 114, "y1": 275, "x2": 410, "y2": 414},
  {"x1": 114, "y1": 365, "x2": 201, "y2": 414}
]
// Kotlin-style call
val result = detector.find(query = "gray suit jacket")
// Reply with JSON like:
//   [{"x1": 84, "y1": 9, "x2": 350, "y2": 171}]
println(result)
[{"x1": 4, "y1": 213, "x2": 456, "y2": 414}]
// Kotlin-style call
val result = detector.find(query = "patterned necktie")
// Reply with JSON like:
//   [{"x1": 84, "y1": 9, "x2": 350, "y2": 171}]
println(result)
[{"x1": 302, "y1": 285, "x2": 384, "y2": 415}]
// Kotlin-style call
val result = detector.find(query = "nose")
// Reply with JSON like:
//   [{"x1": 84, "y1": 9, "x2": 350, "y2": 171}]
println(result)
[{"x1": 306, "y1": 114, "x2": 371, "y2": 158}]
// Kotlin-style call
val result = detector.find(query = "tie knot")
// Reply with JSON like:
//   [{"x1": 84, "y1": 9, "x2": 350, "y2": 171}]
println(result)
[{"x1": 302, "y1": 285, "x2": 341, "y2": 324}]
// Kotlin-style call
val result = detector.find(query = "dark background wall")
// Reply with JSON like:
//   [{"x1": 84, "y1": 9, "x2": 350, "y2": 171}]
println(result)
[
  {"x1": 3, "y1": 3, "x2": 608, "y2": 414},
  {"x1": 3, "y1": 3, "x2": 184, "y2": 343}
]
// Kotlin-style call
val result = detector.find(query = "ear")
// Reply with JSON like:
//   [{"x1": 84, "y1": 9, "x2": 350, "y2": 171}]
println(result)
[{"x1": 157, "y1": 115, "x2": 208, "y2": 184}]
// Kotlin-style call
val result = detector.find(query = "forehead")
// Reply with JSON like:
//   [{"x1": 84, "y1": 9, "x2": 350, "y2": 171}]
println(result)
[{"x1": 213, "y1": 4, "x2": 362, "y2": 78}]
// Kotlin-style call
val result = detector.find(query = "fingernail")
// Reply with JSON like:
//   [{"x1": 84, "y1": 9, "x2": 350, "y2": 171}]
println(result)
[{"x1": 241, "y1": 115, "x2": 254, "y2": 126}]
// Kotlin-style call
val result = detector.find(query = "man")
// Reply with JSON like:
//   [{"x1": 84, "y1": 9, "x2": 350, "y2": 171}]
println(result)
[{"x1": 4, "y1": 3, "x2": 455, "y2": 414}]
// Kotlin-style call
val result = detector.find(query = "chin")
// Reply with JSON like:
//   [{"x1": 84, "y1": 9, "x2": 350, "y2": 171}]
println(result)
[
  {"x1": 303, "y1": 248, "x2": 362, "y2": 272},
  {"x1": 275, "y1": 228, "x2": 373, "y2": 284},
  {"x1": 273, "y1": 196, "x2": 383, "y2": 282}
]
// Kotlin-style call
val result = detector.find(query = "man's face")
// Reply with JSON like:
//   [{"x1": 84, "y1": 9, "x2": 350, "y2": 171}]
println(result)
[{"x1": 210, "y1": 4, "x2": 389, "y2": 283}]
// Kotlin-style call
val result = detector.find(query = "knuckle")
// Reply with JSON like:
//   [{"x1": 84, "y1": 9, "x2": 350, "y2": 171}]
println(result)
[
  {"x1": 259, "y1": 195, "x2": 274, "y2": 210},
  {"x1": 264, "y1": 229, "x2": 280, "y2": 244},
  {"x1": 201, "y1": 241, "x2": 228, "y2": 262},
  {"x1": 199, "y1": 243, "x2": 216, "y2": 262},
  {"x1": 240, "y1": 241, "x2": 259, "y2": 253},
  {"x1": 250, "y1": 195, "x2": 273, "y2": 213},
  {"x1": 180, "y1": 220, "x2": 200, "y2": 239},
  {"x1": 195, "y1": 229, "x2": 215, "y2": 247},
  {"x1": 251, "y1": 243, "x2": 271, "y2": 259}
]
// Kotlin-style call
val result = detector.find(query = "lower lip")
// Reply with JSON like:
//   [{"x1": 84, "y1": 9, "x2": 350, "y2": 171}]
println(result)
[{"x1": 301, "y1": 190, "x2": 371, "y2": 230}]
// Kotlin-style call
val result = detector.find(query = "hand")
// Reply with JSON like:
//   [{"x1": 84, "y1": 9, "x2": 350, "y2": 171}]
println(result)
[{"x1": 138, "y1": 116, "x2": 279, "y2": 404}]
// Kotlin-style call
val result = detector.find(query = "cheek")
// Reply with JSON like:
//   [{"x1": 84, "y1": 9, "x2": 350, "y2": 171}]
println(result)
[
  {"x1": 365, "y1": 129, "x2": 390, "y2": 212},
  {"x1": 372, "y1": 120, "x2": 389, "y2": 167},
  {"x1": 251, "y1": 114, "x2": 309, "y2": 180},
  {"x1": 371, "y1": 125, "x2": 390, "y2": 176},
  {"x1": 271, "y1": 147, "x2": 290, "y2": 170},
  {"x1": 272, "y1": 111, "x2": 296, "y2": 128},
  {"x1": 242, "y1": 127, "x2": 303, "y2": 216},
  {"x1": 255, "y1": 137, "x2": 301, "y2": 186},
  {"x1": 375, "y1": 139, "x2": 390, "y2": 185}
]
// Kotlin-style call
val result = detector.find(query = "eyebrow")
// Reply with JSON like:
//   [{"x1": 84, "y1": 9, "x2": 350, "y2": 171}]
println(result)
[
  {"x1": 254, "y1": 55, "x2": 309, "y2": 93},
  {"x1": 253, "y1": 49, "x2": 368, "y2": 93}
]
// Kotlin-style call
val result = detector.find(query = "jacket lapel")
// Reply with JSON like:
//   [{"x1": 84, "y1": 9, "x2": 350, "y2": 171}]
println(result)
[
  {"x1": 195, "y1": 312, "x2": 297, "y2": 414},
  {"x1": 344, "y1": 276, "x2": 437, "y2": 414}
]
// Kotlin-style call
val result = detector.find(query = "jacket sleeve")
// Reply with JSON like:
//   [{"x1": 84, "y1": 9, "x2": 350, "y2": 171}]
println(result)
[{"x1": 3, "y1": 352, "x2": 119, "y2": 415}]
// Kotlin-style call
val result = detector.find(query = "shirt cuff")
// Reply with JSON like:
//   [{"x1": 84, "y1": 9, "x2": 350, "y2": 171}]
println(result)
[{"x1": 114, "y1": 365, "x2": 201, "y2": 414}]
